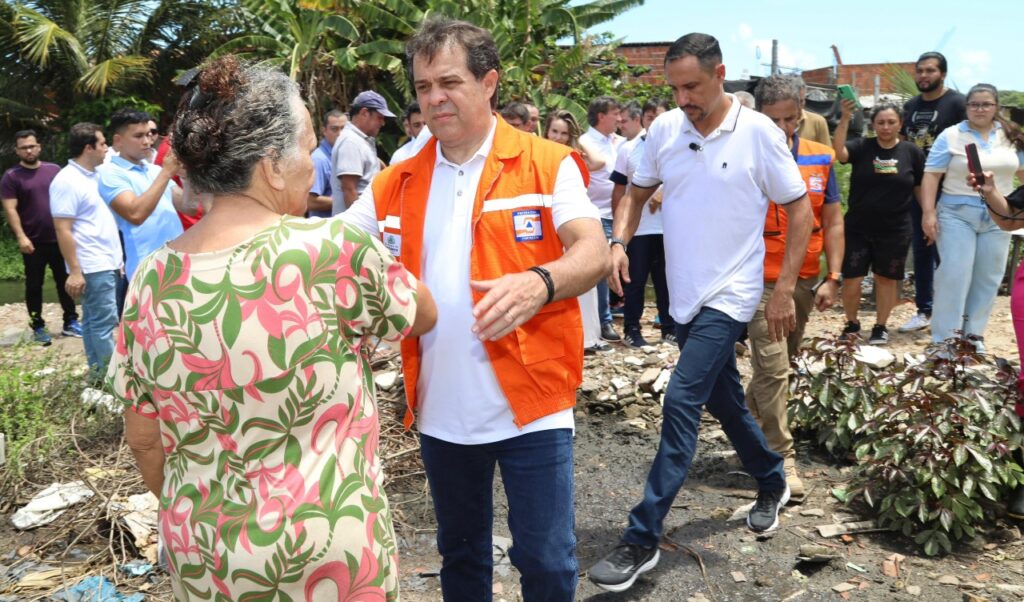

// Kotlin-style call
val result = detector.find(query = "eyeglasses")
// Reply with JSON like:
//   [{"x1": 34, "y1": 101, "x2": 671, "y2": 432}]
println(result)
[{"x1": 967, "y1": 102, "x2": 997, "y2": 111}]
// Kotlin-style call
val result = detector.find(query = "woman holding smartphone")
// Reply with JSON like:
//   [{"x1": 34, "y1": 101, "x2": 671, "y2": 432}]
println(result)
[
  {"x1": 921, "y1": 84, "x2": 1024, "y2": 350},
  {"x1": 833, "y1": 99, "x2": 925, "y2": 345},
  {"x1": 968, "y1": 172, "x2": 1024, "y2": 517}
]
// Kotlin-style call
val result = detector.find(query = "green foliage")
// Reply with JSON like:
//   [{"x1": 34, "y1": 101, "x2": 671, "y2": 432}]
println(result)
[
  {"x1": 791, "y1": 337, "x2": 1024, "y2": 555},
  {"x1": 65, "y1": 96, "x2": 164, "y2": 130},
  {"x1": 0, "y1": 233, "x2": 22, "y2": 280},
  {"x1": 0, "y1": 349, "x2": 122, "y2": 481}
]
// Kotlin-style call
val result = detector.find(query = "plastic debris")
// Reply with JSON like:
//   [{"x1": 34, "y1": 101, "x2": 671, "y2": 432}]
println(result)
[
  {"x1": 11, "y1": 481, "x2": 94, "y2": 530},
  {"x1": 108, "y1": 493, "x2": 159, "y2": 548},
  {"x1": 50, "y1": 576, "x2": 144, "y2": 602},
  {"x1": 119, "y1": 560, "x2": 154, "y2": 577}
]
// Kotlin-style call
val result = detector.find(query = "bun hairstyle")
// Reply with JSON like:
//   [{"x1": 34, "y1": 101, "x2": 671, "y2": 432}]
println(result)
[{"x1": 171, "y1": 55, "x2": 302, "y2": 194}]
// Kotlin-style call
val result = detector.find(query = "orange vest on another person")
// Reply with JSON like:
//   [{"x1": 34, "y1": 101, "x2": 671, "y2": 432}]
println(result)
[
  {"x1": 763, "y1": 137, "x2": 836, "y2": 282},
  {"x1": 371, "y1": 116, "x2": 589, "y2": 429}
]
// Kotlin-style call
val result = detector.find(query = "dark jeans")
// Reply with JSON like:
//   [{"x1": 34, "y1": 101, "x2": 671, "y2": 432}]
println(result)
[
  {"x1": 420, "y1": 429, "x2": 577, "y2": 602},
  {"x1": 910, "y1": 201, "x2": 939, "y2": 316},
  {"x1": 22, "y1": 242, "x2": 77, "y2": 329},
  {"x1": 623, "y1": 307, "x2": 785, "y2": 548},
  {"x1": 624, "y1": 234, "x2": 674, "y2": 334},
  {"x1": 597, "y1": 218, "x2": 613, "y2": 325}
]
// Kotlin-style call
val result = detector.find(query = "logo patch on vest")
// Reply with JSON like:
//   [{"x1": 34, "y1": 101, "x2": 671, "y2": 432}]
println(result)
[
  {"x1": 513, "y1": 210, "x2": 543, "y2": 242},
  {"x1": 808, "y1": 174, "x2": 825, "y2": 194},
  {"x1": 383, "y1": 232, "x2": 401, "y2": 256}
]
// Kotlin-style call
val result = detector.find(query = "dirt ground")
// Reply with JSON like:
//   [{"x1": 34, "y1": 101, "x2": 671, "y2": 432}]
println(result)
[{"x1": 2, "y1": 291, "x2": 1024, "y2": 602}]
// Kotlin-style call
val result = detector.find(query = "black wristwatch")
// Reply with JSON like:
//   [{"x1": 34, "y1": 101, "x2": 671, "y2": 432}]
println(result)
[{"x1": 609, "y1": 237, "x2": 627, "y2": 250}]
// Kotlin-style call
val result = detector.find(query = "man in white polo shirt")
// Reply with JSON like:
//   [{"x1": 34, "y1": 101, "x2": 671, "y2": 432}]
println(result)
[
  {"x1": 589, "y1": 32, "x2": 813, "y2": 593},
  {"x1": 581, "y1": 95, "x2": 624, "y2": 342},
  {"x1": 49, "y1": 123, "x2": 124, "y2": 378}
]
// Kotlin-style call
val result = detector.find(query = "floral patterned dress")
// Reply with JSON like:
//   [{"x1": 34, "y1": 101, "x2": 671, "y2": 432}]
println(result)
[{"x1": 107, "y1": 217, "x2": 417, "y2": 601}]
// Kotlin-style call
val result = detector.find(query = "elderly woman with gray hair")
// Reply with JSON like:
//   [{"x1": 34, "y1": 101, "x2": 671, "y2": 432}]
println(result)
[{"x1": 108, "y1": 55, "x2": 436, "y2": 600}]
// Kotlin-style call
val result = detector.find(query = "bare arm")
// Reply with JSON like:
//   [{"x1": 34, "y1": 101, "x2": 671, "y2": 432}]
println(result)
[
  {"x1": 125, "y1": 410, "x2": 165, "y2": 497},
  {"x1": 307, "y1": 193, "x2": 333, "y2": 213},
  {"x1": 920, "y1": 173, "x2": 943, "y2": 244},
  {"x1": 409, "y1": 280, "x2": 438, "y2": 337},
  {"x1": 765, "y1": 195, "x2": 813, "y2": 342},
  {"x1": 972, "y1": 170, "x2": 1024, "y2": 231},
  {"x1": 832, "y1": 99, "x2": 854, "y2": 164},
  {"x1": 577, "y1": 138, "x2": 606, "y2": 171},
  {"x1": 340, "y1": 175, "x2": 360, "y2": 209},
  {"x1": 1, "y1": 197, "x2": 33, "y2": 253},
  {"x1": 53, "y1": 218, "x2": 85, "y2": 298},
  {"x1": 611, "y1": 183, "x2": 625, "y2": 216},
  {"x1": 470, "y1": 217, "x2": 609, "y2": 341},
  {"x1": 108, "y1": 169, "x2": 176, "y2": 225},
  {"x1": 815, "y1": 202, "x2": 845, "y2": 310},
  {"x1": 608, "y1": 184, "x2": 658, "y2": 295}
]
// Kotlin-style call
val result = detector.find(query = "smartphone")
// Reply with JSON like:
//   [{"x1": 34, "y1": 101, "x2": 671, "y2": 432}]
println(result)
[
  {"x1": 837, "y1": 85, "x2": 861, "y2": 109},
  {"x1": 965, "y1": 143, "x2": 986, "y2": 186}
]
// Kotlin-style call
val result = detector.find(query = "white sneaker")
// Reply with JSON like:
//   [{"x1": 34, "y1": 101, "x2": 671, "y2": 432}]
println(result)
[{"x1": 898, "y1": 312, "x2": 930, "y2": 332}]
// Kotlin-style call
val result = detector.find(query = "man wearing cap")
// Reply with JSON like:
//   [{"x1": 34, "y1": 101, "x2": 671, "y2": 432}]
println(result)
[{"x1": 331, "y1": 90, "x2": 395, "y2": 214}]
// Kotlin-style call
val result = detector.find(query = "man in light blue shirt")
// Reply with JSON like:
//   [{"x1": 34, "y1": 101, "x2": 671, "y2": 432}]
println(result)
[
  {"x1": 309, "y1": 109, "x2": 347, "y2": 218},
  {"x1": 98, "y1": 108, "x2": 193, "y2": 279}
]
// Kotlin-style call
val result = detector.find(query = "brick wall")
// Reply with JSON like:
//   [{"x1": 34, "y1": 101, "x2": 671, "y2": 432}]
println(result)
[
  {"x1": 614, "y1": 43, "x2": 672, "y2": 85},
  {"x1": 801, "y1": 62, "x2": 916, "y2": 94}
]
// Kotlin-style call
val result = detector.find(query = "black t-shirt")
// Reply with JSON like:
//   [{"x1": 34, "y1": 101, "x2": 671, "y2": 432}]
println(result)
[
  {"x1": 845, "y1": 138, "x2": 925, "y2": 232},
  {"x1": 901, "y1": 90, "x2": 967, "y2": 156}
]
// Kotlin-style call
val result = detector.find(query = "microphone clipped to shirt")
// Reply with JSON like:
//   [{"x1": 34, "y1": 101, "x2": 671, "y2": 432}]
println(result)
[{"x1": 688, "y1": 142, "x2": 703, "y2": 152}]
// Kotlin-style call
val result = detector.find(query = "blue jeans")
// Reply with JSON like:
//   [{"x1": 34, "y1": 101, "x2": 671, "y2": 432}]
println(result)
[
  {"x1": 596, "y1": 218, "x2": 613, "y2": 325},
  {"x1": 623, "y1": 307, "x2": 785, "y2": 548},
  {"x1": 910, "y1": 200, "x2": 938, "y2": 316},
  {"x1": 624, "y1": 234, "x2": 674, "y2": 334},
  {"x1": 82, "y1": 270, "x2": 120, "y2": 378},
  {"x1": 932, "y1": 202, "x2": 1011, "y2": 342},
  {"x1": 420, "y1": 429, "x2": 577, "y2": 601}
]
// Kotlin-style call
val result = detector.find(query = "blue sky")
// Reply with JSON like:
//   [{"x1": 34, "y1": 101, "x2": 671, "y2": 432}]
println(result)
[{"x1": 587, "y1": 0, "x2": 1022, "y2": 92}]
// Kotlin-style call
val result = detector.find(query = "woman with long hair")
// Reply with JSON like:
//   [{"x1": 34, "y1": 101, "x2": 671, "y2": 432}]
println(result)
[{"x1": 922, "y1": 83, "x2": 1024, "y2": 350}]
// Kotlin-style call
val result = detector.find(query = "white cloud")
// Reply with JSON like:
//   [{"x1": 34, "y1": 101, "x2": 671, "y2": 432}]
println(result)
[
  {"x1": 954, "y1": 49, "x2": 992, "y2": 84},
  {"x1": 738, "y1": 23, "x2": 753, "y2": 40},
  {"x1": 748, "y1": 37, "x2": 821, "y2": 72}
]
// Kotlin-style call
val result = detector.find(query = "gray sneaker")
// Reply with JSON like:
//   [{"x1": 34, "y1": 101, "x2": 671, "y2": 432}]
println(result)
[
  {"x1": 588, "y1": 542, "x2": 660, "y2": 592},
  {"x1": 747, "y1": 485, "x2": 790, "y2": 533}
]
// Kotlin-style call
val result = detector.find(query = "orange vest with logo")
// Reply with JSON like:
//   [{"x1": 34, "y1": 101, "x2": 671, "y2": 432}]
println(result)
[
  {"x1": 763, "y1": 137, "x2": 836, "y2": 281},
  {"x1": 371, "y1": 117, "x2": 588, "y2": 429}
]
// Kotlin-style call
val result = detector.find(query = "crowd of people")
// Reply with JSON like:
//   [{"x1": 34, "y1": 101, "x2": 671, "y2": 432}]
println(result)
[{"x1": 3, "y1": 16, "x2": 1024, "y2": 600}]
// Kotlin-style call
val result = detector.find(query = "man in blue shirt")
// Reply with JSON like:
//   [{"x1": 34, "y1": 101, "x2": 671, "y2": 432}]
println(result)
[
  {"x1": 98, "y1": 108, "x2": 195, "y2": 279},
  {"x1": 308, "y1": 109, "x2": 347, "y2": 218}
]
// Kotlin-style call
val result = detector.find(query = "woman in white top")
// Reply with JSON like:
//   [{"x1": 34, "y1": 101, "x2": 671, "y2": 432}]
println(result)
[{"x1": 920, "y1": 84, "x2": 1024, "y2": 348}]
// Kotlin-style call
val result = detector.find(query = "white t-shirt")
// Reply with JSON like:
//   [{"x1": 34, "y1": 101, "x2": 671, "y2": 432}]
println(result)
[
  {"x1": 342, "y1": 118, "x2": 600, "y2": 444},
  {"x1": 617, "y1": 135, "x2": 663, "y2": 237},
  {"x1": 633, "y1": 95, "x2": 807, "y2": 325},
  {"x1": 48, "y1": 160, "x2": 124, "y2": 274},
  {"x1": 389, "y1": 126, "x2": 432, "y2": 165},
  {"x1": 581, "y1": 127, "x2": 622, "y2": 219}
]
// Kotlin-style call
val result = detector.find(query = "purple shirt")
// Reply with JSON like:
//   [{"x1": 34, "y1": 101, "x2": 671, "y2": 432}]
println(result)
[{"x1": 1, "y1": 163, "x2": 61, "y2": 243}]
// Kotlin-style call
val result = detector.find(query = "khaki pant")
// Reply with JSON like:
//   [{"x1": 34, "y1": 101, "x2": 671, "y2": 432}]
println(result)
[{"x1": 745, "y1": 277, "x2": 816, "y2": 458}]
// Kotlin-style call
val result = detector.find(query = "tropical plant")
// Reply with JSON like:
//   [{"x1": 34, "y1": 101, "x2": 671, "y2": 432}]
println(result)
[{"x1": 791, "y1": 335, "x2": 1024, "y2": 556}]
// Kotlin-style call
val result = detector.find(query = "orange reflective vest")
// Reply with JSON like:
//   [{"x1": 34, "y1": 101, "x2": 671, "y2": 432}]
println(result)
[
  {"x1": 371, "y1": 116, "x2": 588, "y2": 429},
  {"x1": 763, "y1": 137, "x2": 836, "y2": 281}
]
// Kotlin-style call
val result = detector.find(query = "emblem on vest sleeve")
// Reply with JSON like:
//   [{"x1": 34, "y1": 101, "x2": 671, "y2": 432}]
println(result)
[
  {"x1": 383, "y1": 232, "x2": 402, "y2": 256},
  {"x1": 808, "y1": 173, "x2": 825, "y2": 194},
  {"x1": 513, "y1": 209, "x2": 543, "y2": 242}
]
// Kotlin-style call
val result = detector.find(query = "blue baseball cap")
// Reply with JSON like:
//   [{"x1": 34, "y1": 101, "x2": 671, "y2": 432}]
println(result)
[{"x1": 352, "y1": 91, "x2": 396, "y2": 118}]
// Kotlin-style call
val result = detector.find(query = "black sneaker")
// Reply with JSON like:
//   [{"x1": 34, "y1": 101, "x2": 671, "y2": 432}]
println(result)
[
  {"x1": 600, "y1": 322, "x2": 621, "y2": 343},
  {"x1": 623, "y1": 328, "x2": 649, "y2": 348},
  {"x1": 840, "y1": 320, "x2": 861, "y2": 341},
  {"x1": 868, "y1": 324, "x2": 889, "y2": 346},
  {"x1": 661, "y1": 331, "x2": 677, "y2": 345},
  {"x1": 588, "y1": 542, "x2": 660, "y2": 592},
  {"x1": 747, "y1": 485, "x2": 790, "y2": 533},
  {"x1": 585, "y1": 341, "x2": 614, "y2": 355}
]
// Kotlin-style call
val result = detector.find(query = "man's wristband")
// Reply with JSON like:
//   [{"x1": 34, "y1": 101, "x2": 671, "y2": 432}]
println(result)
[
  {"x1": 825, "y1": 271, "x2": 842, "y2": 282},
  {"x1": 610, "y1": 237, "x2": 627, "y2": 250},
  {"x1": 528, "y1": 266, "x2": 555, "y2": 305}
]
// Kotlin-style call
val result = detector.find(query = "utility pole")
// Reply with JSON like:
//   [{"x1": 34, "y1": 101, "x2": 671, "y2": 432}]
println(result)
[{"x1": 771, "y1": 39, "x2": 779, "y2": 75}]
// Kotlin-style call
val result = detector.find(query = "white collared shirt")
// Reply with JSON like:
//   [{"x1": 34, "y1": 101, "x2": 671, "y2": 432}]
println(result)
[
  {"x1": 633, "y1": 94, "x2": 807, "y2": 325},
  {"x1": 581, "y1": 127, "x2": 623, "y2": 218},
  {"x1": 49, "y1": 160, "x2": 123, "y2": 274},
  {"x1": 342, "y1": 117, "x2": 598, "y2": 444}
]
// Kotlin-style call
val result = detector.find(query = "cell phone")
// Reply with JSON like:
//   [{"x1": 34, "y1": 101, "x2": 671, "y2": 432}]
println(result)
[
  {"x1": 965, "y1": 143, "x2": 986, "y2": 186},
  {"x1": 837, "y1": 85, "x2": 861, "y2": 109}
]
